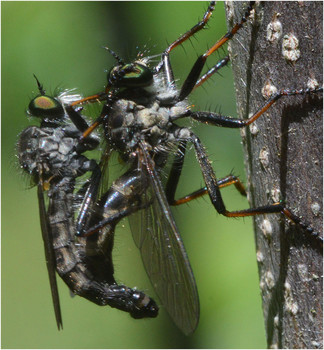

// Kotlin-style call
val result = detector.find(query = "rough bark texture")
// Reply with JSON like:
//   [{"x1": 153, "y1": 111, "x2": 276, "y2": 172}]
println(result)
[{"x1": 225, "y1": 2, "x2": 323, "y2": 349}]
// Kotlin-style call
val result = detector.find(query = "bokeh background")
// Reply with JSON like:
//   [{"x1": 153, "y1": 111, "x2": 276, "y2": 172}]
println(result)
[{"x1": 2, "y1": 2, "x2": 266, "y2": 348}]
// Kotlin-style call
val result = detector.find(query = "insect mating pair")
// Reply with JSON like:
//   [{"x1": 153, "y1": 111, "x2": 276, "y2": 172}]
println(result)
[{"x1": 18, "y1": 1, "x2": 322, "y2": 335}]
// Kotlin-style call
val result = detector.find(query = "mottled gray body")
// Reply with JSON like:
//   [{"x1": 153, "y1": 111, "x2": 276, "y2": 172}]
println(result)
[{"x1": 17, "y1": 120, "x2": 158, "y2": 321}]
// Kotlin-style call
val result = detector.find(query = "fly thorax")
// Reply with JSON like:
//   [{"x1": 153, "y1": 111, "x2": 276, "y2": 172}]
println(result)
[
  {"x1": 17, "y1": 124, "x2": 83, "y2": 182},
  {"x1": 107, "y1": 98, "x2": 176, "y2": 152},
  {"x1": 40, "y1": 128, "x2": 80, "y2": 174},
  {"x1": 17, "y1": 126, "x2": 50, "y2": 177}
]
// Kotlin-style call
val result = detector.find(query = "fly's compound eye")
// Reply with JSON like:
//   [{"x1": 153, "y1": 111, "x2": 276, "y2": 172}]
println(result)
[
  {"x1": 108, "y1": 63, "x2": 153, "y2": 88},
  {"x1": 28, "y1": 95, "x2": 64, "y2": 120}
]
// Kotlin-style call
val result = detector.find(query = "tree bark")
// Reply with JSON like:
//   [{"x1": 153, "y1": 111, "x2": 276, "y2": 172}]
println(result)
[{"x1": 225, "y1": 2, "x2": 323, "y2": 348}]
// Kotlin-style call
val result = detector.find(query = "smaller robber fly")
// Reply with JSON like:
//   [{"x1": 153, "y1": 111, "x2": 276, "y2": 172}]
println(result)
[{"x1": 17, "y1": 76, "x2": 158, "y2": 330}]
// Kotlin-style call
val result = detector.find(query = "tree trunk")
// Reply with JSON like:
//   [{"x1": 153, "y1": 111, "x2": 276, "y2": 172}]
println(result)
[{"x1": 225, "y1": 2, "x2": 323, "y2": 348}]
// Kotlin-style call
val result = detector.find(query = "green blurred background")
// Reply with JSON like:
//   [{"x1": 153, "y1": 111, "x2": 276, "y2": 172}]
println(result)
[{"x1": 2, "y1": 2, "x2": 266, "y2": 348}]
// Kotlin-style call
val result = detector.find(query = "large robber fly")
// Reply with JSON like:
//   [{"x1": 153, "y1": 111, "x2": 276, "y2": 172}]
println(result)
[{"x1": 18, "y1": 2, "x2": 322, "y2": 335}]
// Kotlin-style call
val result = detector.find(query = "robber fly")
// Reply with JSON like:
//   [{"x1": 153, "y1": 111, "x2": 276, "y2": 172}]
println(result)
[
  {"x1": 19, "y1": 1, "x2": 322, "y2": 336},
  {"x1": 66, "y1": 1, "x2": 322, "y2": 335},
  {"x1": 17, "y1": 76, "x2": 158, "y2": 330}
]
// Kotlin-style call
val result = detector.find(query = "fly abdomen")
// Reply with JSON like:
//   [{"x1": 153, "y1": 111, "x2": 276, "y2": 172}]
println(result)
[
  {"x1": 47, "y1": 177, "x2": 158, "y2": 319},
  {"x1": 99, "y1": 284, "x2": 158, "y2": 319},
  {"x1": 47, "y1": 178, "x2": 84, "y2": 278},
  {"x1": 47, "y1": 179, "x2": 76, "y2": 249}
]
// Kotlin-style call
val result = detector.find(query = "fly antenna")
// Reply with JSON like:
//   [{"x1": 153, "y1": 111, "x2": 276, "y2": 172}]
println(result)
[
  {"x1": 103, "y1": 46, "x2": 125, "y2": 66},
  {"x1": 33, "y1": 74, "x2": 46, "y2": 95}
]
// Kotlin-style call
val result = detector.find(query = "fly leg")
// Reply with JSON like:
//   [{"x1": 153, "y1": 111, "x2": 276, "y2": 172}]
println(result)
[
  {"x1": 178, "y1": 2, "x2": 255, "y2": 100},
  {"x1": 186, "y1": 87, "x2": 323, "y2": 128},
  {"x1": 165, "y1": 141, "x2": 187, "y2": 204},
  {"x1": 75, "y1": 162, "x2": 102, "y2": 236},
  {"x1": 64, "y1": 103, "x2": 105, "y2": 149},
  {"x1": 156, "y1": 1, "x2": 254, "y2": 92},
  {"x1": 167, "y1": 87, "x2": 322, "y2": 239},
  {"x1": 156, "y1": 1, "x2": 216, "y2": 85},
  {"x1": 193, "y1": 56, "x2": 230, "y2": 91},
  {"x1": 171, "y1": 175, "x2": 246, "y2": 206},
  {"x1": 187, "y1": 132, "x2": 322, "y2": 241},
  {"x1": 64, "y1": 105, "x2": 93, "y2": 133},
  {"x1": 165, "y1": 140, "x2": 246, "y2": 206}
]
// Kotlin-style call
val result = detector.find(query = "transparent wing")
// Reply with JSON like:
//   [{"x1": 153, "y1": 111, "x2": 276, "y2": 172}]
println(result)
[
  {"x1": 75, "y1": 141, "x2": 111, "y2": 236},
  {"x1": 37, "y1": 181, "x2": 63, "y2": 330},
  {"x1": 98, "y1": 141, "x2": 112, "y2": 198},
  {"x1": 128, "y1": 143, "x2": 199, "y2": 335}
]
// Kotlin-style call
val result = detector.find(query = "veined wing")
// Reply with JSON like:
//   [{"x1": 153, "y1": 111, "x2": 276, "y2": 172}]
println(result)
[
  {"x1": 128, "y1": 142, "x2": 199, "y2": 335},
  {"x1": 98, "y1": 141, "x2": 112, "y2": 198},
  {"x1": 37, "y1": 180, "x2": 63, "y2": 330},
  {"x1": 75, "y1": 141, "x2": 111, "y2": 236}
]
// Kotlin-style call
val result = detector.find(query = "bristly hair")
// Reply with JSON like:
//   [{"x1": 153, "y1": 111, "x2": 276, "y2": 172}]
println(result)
[{"x1": 57, "y1": 88, "x2": 83, "y2": 105}]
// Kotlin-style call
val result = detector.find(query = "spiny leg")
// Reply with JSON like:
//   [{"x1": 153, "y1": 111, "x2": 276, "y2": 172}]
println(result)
[
  {"x1": 188, "y1": 132, "x2": 321, "y2": 241},
  {"x1": 156, "y1": 1, "x2": 216, "y2": 85},
  {"x1": 178, "y1": 1, "x2": 255, "y2": 100},
  {"x1": 165, "y1": 141, "x2": 187, "y2": 204},
  {"x1": 189, "y1": 132, "x2": 226, "y2": 213},
  {"x1": 165, "y1": 140, "x2": 246, "y2": 205},
  {"x1": 75, "y1": 163, "x2": 102, "y2": 236},
  {"x1": 171, "y1": 175, "x2": 247, "y2": 206},
  {"x1": 194, "y1": 56, "x2": 230, "y2": 90},
  {"x1": 187, "y1": 87, "x2": 323, "y2": 128},
  {"x1": 185, "y1": 87, "x2": 322, "y2": 236},
  {"x1": 221, "y1": 203, "x2": 322, "y2": 242}
]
